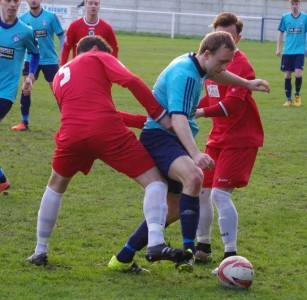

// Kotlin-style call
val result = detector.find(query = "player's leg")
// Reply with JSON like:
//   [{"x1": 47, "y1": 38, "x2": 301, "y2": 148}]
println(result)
[
  {"x1": 210, "y1": 147, "x2": 258, "y2": 274},
  {"x1": 0, "y1": 100, "x2": 13, "y2": 194},
  {"x1": 27, "y1": 139, "x2": 90, "y2": 266},
  {"x1": 97, "y1": 128, "x2": 192, "y2": 267},
  {"x1": 281, "y1": 55, "x2": 294, "y2": 106},
  {"x1": 293, "y1": 55, "x2": 304, "y2": 106},
  {"x1": 196, "y1": 146, "x2": 217, "y2": 262},
  {"x1": 11, "y1": 63, "x2": 37, "y2": 130},
  {"x1": 108, "y1": 193, "x2": 180, "y2": 272}
]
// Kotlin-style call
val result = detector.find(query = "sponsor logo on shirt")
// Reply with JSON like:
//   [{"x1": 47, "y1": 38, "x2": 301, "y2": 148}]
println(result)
[
  {"x1": 0, "y1": 46, "x2": 14, "y2": 59},
  {"x1": 34, "y1": 29, "x2": 47, "y2": 38},
  {"x1": 88, "y1": 29, "x2": 95, "y2": 36},
  {"x1": 217, "y1": 178, "x2": 230, "y2": 183},
  {"x1": 207, "y1": 84, "x2": 220, "y2": 98},
  {"x1": 289, "y1": 28, "x2": 302, "y2": 34}
]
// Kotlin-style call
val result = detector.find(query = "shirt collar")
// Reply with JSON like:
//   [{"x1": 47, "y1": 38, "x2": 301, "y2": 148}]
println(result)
[{"x1": 188, "y1": 52, "x2": 206, "y2": 78}]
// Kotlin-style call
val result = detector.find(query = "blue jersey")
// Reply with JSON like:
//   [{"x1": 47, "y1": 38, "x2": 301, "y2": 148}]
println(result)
[
  {"x1": 20, "y1": 8, "x2": 63, "y2": 65},
  {"x1": 0, "y1": 18, "x2": 39, "y2": 103},
  {"x1": 144, "y1": 53, "x2": 207, "y2": 137},
  {"x1": 278, "y1": 12, "x2": 307, "y2": 55}
]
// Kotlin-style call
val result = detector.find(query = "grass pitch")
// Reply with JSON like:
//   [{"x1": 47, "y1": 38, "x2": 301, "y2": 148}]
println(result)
[{"x1": 0, "y1": 34, "x2": 306, "y2": 299}]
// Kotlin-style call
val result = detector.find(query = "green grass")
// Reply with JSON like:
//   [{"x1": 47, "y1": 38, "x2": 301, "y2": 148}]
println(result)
[{"x1": 0, "y1": 34, "x2": 306, "y2": 299}]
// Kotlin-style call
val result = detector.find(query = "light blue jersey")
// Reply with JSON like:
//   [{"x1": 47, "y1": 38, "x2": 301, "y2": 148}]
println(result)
[
  {"x1": 278, "y1": 12, "x2": 307, "y2": 55},
  {"x1": 144, "y1": 53, "x2": 207, "y2": 137},
  {"x1": 20, "y1": 9, "x2": 63, "y2": 65},
  {"x1": 0, "y1": 18, "x2": 39, "y2": 103}
]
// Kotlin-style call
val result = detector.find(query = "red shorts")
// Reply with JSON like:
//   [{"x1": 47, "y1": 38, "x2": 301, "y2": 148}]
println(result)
[
  {"x1": 202, "y1": 146, "x2": 258, "y2": 188},
  {"x1": 52, "y1": 128, "x2": 155, "y2": 178}
]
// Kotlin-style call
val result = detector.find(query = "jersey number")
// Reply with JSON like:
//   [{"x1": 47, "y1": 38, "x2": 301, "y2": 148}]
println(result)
[{"x1": 59, "y1": 66, "x2": 71, "y2": 87}]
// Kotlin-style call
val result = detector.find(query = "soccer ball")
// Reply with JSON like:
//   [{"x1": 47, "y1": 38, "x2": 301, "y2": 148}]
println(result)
[{"x1": 217, "y1": 255, "x2": 254, "y2": 289}]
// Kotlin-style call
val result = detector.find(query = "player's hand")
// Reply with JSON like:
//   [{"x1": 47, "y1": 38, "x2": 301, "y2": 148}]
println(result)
[
  {"x1": 276, "y1": 50, "x2": 281, "y2": 57},
  {"x1": 193, "y1": 153, "x2": 215, "y2": 170},
  {"x1": 159, "y1": 113, "x2": 173, "y2": 131},
  {"x1": 247, "y1": 79, "x2": 270, "y2": 93},
  {"x1": 195, "y1": 108, "x2": 205, "y2": 119},
  {"x1": 22, "y1": 77, "x2": 33, "y2": 96}
]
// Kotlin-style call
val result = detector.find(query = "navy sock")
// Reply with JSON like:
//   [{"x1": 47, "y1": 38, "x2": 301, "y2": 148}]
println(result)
[
  {"x1": 180, "y1": 193, "x2": 199, "y2": 253},
  {"x1": 295, "y1": 77, "x2": 302, "y2": 96},
  {"x1": 285, "y1": 78, "x2": 292, "y2": 100},
  {"x1": 117, "y1": 220, "x2": 169, "y2": 263},
  {"x1": 20, "y1": 94, "x2": 31, "y2": 122}
]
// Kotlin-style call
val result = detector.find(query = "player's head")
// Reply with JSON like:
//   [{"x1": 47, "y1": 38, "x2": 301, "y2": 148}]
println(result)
[
  {"x1": 198, "y1": 31, "x2": 235, "y2": 55},
  {"x1": 77, "y1": 35, "x2": 113, "y2": 55},
  {"x1": 26, "y1": 0, "x2": 42, "y2": 10},
  {"x1": 210, "y1": 12, "x2": 243, "y2": 44},
  {"x1": 197, "y1": 31, "x2": 235, "y2": 76},
  {"x1": 84, "y1": 0, "x2": 100, "y2": 17},
  {"x1": 0, "y1": 0, "x2": 21, "y2": 19},
  {"x1": 289, "y1": 0, "x2": 301, "y2": 14}
]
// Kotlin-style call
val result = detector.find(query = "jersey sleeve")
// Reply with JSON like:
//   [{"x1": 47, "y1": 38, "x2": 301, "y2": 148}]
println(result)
[
  {"x1": 101, "y1": 55, "x2": 165, "y2": 120},
  {"x1": 61, "y1": 23, "x2": 75, "y2": 65},
  {"x1": 52, "y1": 13, "x2": 64, "y2": 36},
  {"x1": 24, "y1": 28, "x2": 39, "y2": 55}
]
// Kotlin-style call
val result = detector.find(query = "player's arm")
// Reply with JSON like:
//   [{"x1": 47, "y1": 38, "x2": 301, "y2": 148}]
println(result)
[
  {"x1": 172, "y1": 114, "x2": 214, "y2": 170},
  {"x1": 61, "y1": 26, "x2": 74, "y2": 65},
  {"x1": 117, "y1": 110, "x2": 146, "y2": 129},
  {"x1": 58, "y1": 33, "x2": 65, "y2": 53},
  {"x1": 23, "y1": 52, "x2": 40, "y2": 96},
  {"x1": 209, "y1": 71, "x2": 270, "y2": 93},
  {"x1": 276, "y1": 31, "x2": 284, "y2": 56},
  {"x1": 125, "y1": 77, "x2": 166, "y2": 122}
]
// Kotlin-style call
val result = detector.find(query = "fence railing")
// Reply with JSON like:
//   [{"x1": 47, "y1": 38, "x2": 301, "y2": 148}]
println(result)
[{"x1": 19, "y1": 2, "x2": 281, "y2": 42}]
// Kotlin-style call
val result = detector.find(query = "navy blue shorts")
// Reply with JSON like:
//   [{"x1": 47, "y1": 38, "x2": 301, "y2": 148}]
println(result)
[
  {"x1": 22, "y1": 62, "x2": 59, "y2": 82},
  {"x1": 140, "y1": 129, "x2": 186, "y2": 194},
  {"x1": 281, "y1": 54, "x2": 305, "y2": 72},
  {"x1": 0, "y1": 99, "x2": 13, "y2": 122}
]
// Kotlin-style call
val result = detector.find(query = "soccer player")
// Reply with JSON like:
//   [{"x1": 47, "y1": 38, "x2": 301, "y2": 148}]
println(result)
[
  {"x1": 108, "y1": 31, "x2": 270, "y2": 273},
  {"x1": 194, "y1": 12, "x2": 264, "y2": 275},
  {"x1": 0, "y1": 0, "x2": 39, "y2": 191},
  {"x1": 26, "y1": 35, "x2": 192, "y2": 270},
  {"x1": 11, "y1": 0, "x2": 64, "y2": 131},
  {"x1": 61, "y1": 0, "x2": 118, "y2": 64},
  {"x1": 276, "y1": 0, "x2": 307, "y2": 107}
]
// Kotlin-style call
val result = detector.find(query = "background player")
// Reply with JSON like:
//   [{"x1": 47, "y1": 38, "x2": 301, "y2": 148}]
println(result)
[
  {"x1": 11, "y1": 0, "x2": 64, "y2": 131},
  {"x1": 61, "y1": 0, "x2": 118, "y2": 65},
  {"x1": 276, "y1": 0, "x2": 307, "y2": 107},
  {"x1": 0, "y1": 0, "x2": 39, "y2": 191}
]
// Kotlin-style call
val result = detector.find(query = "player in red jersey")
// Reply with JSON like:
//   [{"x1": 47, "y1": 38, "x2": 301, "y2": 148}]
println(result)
[
  {"x1": 26, "y1": 36, "x2": 192, "y2": 270},
  {"x1": 61, "y1": 0, "x2": 118, "y2": 64},
  {"x1": 194, "y1": 13, "x2": 264, "y2": 273}
]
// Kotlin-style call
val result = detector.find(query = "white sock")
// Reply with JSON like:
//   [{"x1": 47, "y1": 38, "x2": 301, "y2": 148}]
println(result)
[
  {"x1": 143, "y1": 181, "x2": 167, "y2": 247},
  {"x1": 211, "y1": 188, "x2": 238, "y2": 253},
  {"x1": 35, "y1": 186, "x2": 63, "y2": 255},
  {"x1": 197, "y1": 188, "x2": 214, "y2": 244}
]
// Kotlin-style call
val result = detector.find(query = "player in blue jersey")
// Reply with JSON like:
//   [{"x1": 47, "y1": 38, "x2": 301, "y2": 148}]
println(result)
[
  {"x1": 108, "y1": 31, "x2": 270, "y2": 273},
  {"x1": 12, "y1": 0, "x2": 64, "y2": 131},
  {"x1": 0, "y1": 0, "x2": 39, "y2": 193},
  {"x1": 276, "y1": 0, "x2": 307, "y2": 107}
]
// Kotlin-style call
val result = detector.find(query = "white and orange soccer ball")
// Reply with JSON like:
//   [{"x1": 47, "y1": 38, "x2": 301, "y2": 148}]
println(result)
[{"x1": 217, "y1": 255, "x2": 254, "y2": 289}]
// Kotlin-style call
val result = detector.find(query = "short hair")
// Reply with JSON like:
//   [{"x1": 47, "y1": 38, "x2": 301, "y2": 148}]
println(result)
[
  {"x1": 198, "y1": 31, "x2": 236, "y2": 55},
  {"x1": 289, "y1": 0, "x2": 301, "y2": 3},
  {"x1": 211, "y1": 12, "x2": 243, "y2": 35},
  {"x1": 76, "y1": 35, "x2": 113, "y2": 55}
]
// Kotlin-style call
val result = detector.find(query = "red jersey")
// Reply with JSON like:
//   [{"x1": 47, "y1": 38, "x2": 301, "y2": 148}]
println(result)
[
  {"x1": 200, "y1": 50, "x2": 264, "y2": 148},
  {"x1": 53, "y1": 51, "x2": 164, "y2": 146},
  {"x1": 61, "y1": 17, "x2": 119, "y2": 64}
]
